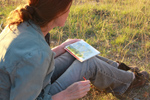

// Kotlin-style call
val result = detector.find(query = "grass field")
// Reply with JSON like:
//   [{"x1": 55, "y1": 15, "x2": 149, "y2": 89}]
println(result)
[{"x1": 0, "y1": 0, "x2": 150, "y2": 99}]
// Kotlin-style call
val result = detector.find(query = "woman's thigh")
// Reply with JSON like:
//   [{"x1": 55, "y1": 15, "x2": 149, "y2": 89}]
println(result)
[{"x1": 51, "y1": 52, "x2": 76, "y2": 83}]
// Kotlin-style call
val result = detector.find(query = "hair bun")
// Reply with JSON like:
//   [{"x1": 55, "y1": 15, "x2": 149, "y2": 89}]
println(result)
[{"x1": 25, "y1": 5, "x2": 34, "y2": 15}]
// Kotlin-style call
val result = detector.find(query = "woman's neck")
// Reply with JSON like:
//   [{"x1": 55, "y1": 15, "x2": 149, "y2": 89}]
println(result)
[{"x1": 40, "y1": 20, "x2": 56, "y2": 36}]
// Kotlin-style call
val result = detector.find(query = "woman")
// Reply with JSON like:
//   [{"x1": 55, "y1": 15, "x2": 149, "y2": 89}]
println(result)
[{"x1": 0, "y1": 0, "x2": 149, "y2": 100}]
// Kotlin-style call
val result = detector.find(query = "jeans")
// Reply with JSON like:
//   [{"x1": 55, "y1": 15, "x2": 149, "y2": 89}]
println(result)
[{"x1": 49, "y1": 52, "x2": 133, "y2": 96}]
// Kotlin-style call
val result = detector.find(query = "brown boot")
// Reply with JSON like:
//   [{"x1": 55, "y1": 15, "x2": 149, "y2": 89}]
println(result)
[
  {"x1": 115, "y1": 71, "x2": 149, "y2": 99},
  {"x1": 116, "y1": 61, "x2": 140, "y2": 72},
  {"x1": 130, "y1": 65, "x2": 140, "y2": 73},
  {"x1": 129, "y1": 71, "x2": 149, "y2": 89}
]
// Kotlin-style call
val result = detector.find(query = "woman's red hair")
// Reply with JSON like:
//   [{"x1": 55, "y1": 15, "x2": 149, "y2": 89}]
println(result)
[{"x1": 7, "y1": 0, "x2": 72, "y2": 28}]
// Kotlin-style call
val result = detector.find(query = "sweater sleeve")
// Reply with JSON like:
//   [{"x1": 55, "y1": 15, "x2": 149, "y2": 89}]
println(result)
[{"x1": 9, "y1": 50, "x2": 54, "y2": 100}]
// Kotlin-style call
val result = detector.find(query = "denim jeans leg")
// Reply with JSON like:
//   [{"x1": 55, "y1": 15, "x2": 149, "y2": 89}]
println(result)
[
  {"x1": 52, "y1": 53, "x2": 118, "y2": 83},
  {"x1": 49, "y1": 54, "x2": 133, "y2": 96},
  {"x1": 96, "y1": 55, "x2": 118, "y2": 68},
  {"x1": 51, "y1": 52, "x2": 76, "y2": 83}
]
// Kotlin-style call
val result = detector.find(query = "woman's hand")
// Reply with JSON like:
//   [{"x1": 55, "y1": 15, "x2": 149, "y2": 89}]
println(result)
[
  {"x1": 52, "y1": 80, "x2": 90, "y2": 100},
  {"x1": 52, "y1": 39, "x2": 81, "y2": 58},
  {"x1": 64, "y1": 80, "x2": 91, "y2": 100},
  {"x1": 60, "y1": 39, "x2": 81, "y2": 49}
]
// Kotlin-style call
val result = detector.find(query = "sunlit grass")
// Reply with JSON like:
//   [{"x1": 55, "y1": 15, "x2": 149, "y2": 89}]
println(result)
[{"x1": 50, "y1": 0, "x2": 150, "y2": 62}]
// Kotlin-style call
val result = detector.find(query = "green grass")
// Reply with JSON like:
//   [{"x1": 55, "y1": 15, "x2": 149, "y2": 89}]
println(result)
[
  {"x1": 51, "y1": 0, "x2": 150, "y2": 63},
  {"x1": 0, "y1": 0, "x2": 150, "y2": 99}
]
